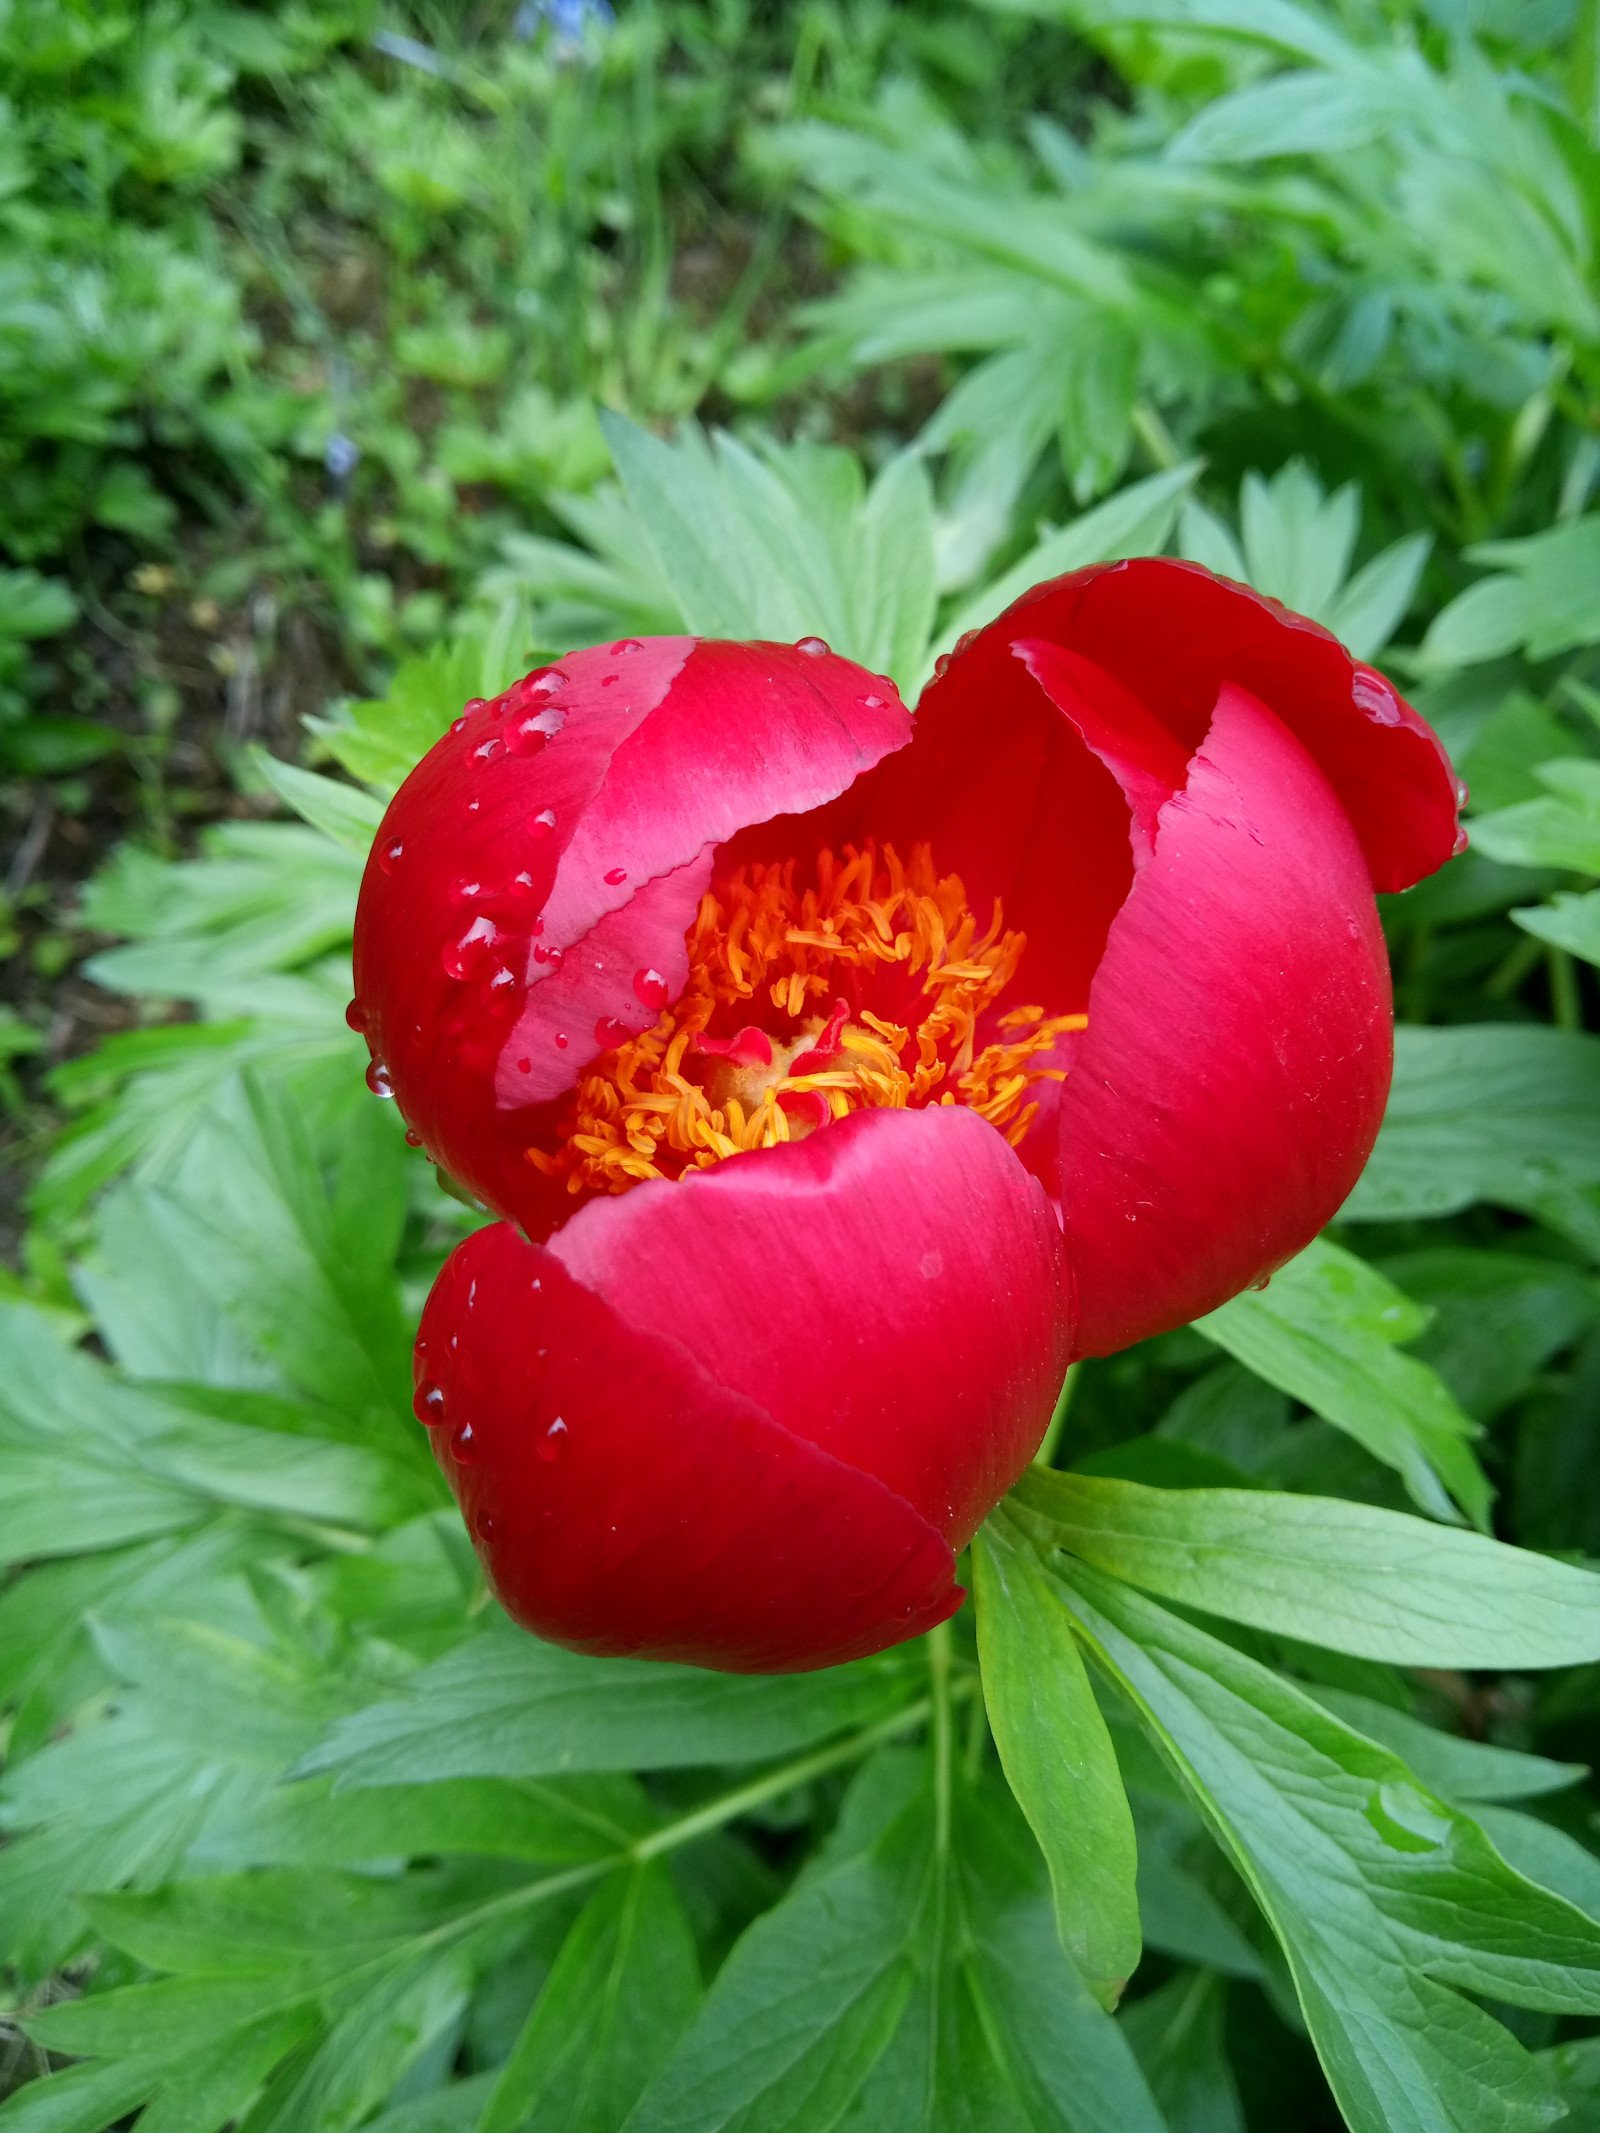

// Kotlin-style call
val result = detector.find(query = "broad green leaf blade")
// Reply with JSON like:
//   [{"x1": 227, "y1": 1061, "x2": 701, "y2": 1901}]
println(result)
[
  {"x1": 1514, "y1": 889, "x2": 1600, "y2": 969},
  {"x1": 972, "y1": 1518, "x2": 1140, "y2": 2006},
  {"x1": 1016, "y1": 1469, "x2": 1600, "y2": 1666},
  {"x1": 480, "y1": 1866, "x2": 700, "y2": 2133},
  {"x1": 299, "y1": 1620, "x2": 913, "y2": 1785},
  {"x1": 1198, "y1": 1237, "x2": 1489, "y2": 1525},
  {"x1": 1054, "y1": 1561, "x2": 1600, "y2": 2133},
  {"x1": 1348, "y1": 1026, "x2": 1600, "y2": 1220},
  {"x1": 624, "y1": 1759, "x2": 922, "y2": 2133}
]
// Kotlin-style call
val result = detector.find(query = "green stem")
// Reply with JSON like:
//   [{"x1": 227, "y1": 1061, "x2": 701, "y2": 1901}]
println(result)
[
  {"x1": 928, "y1": 1620, "x2": 954, "y2": 1862},
  {"x1": 1034, "y1": 1365, "x2": 1080, "y2": 1469},
  {"x1": 1550, "y1": 947, "x2": 1584, "y2": 1033}
]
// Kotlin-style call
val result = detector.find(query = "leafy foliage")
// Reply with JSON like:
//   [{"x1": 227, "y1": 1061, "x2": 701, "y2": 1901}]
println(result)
[{"x1": 8, "y1": 3, "x2": 1600, "y2": 2129}]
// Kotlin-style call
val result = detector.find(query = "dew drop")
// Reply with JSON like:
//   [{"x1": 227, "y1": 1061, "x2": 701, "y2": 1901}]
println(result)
[
  {"x1": 451, "y1": 877, "x2": 484, "y2": 905},
  {"x1": 595, "y1": 1015, "x2": 631, "y2": 1048},
  {"x1": 463, "y1": 696, "x2": 487, "y2": 715},
  {"x1": 378, "y1": 840, "x2": 404, "y2": 873},
  {"x1": 344, "y1": 998, "x2": 367, "y2": 1032},
  {"x1": 443, "y1": 914, "x2": 502, "y2": 981},
  {"x1": 1452, "y1": 825, "x2": 1470, "y2": 857},
  {"x1": 1454, "y1": 777, "x2": 1470, "y2": 808},
  {"x1": 450, "y1": 1420, "x2": 481, "y2": 1462},
  {"x1": 531, "y1": 808, "x2": 557, "y2": 836},
  {"x1": 610, "y1": 638, "x2": 642, "y2": 655},
  {"x1": 532, "y1": 941, "x2": 563, "y2": 967},
  {"x1": 475, "y1": 1512, "x2": 498, "y2": 1542},
  {"x1": 861, "y1": 693, "x2": 885, "y2": 710},
  {"x1": 604, "y1": 866, "x2": 627, "y2": 886},
  {"x1": 509, "y1": 708, "x2": 565, "y2": 755},
  {"x1": 450, "y1": 715, "x2": 468, "y2": 736},
  {"x1": 1249, "y1": 1271, "x2": 1272, "y2": 1292},
  {"x1": 473, "y1": 735, "x2": 503, "y2": 763},
  {"x1": 537, "y1": 1417, "x2": 569, "y2": 1463},
  {"x1": 795, "y1": 635, "x2": 829, "y2": 657},
  {"x1": 468, "y1": 799, "x2": 481, "y2": 813},
  {"x1": 529, "y1": 669, "x2": 568, "y2": 697},
  {"x1": 634, "y1": 966, "x2": 670, "y2": 1010},
  {"x1": 365, "y1": 1059, "x2": 394, "y2": 1098},
  {"x1": 932, "y1": 653, "x2": 952, "y2": 679},
  {"x1": 404, "y1": 1128, "x2": 423, "y2": 1148},
  {"x1": 413, "y1": 1380, "x2": 446, "y2": 1425},
  {"x1": 554, "y1": 1031, "x2": 569, "y2": 1049},
  {"x1": 517, "y1": 1056, "x2": 532, "y2": 1072}
]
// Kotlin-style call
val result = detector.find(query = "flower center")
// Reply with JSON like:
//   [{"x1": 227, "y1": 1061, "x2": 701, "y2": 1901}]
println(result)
[{"x1": 527, "y1": 840, "x2": 1085, "y2": 1197}]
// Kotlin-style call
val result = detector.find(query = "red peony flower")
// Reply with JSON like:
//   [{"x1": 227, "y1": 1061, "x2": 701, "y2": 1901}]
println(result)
[{"x1": 352, "y1": 561, "x2": 1460, "y2": 1671}]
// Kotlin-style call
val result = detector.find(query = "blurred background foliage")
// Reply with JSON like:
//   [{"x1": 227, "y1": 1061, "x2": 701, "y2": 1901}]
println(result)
[{"x1": 7, "y1": 2, "x2": 1600, "y2": 2130}]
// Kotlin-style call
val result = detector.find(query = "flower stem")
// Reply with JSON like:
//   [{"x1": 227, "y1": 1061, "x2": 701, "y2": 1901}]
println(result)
[{"x1": 1034, "y1": 1364, "x2": 1079, "y2": 1469}]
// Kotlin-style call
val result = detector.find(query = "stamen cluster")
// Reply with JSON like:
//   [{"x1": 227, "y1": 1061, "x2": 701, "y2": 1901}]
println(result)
[{"x1": 529, "y1": 840, "x2": 1085, "y2": 1197}]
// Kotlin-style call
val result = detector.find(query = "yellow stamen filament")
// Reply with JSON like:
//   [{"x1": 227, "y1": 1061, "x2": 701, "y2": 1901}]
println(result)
[{"x1": 528, "y1": 840, "x2": 1086, "y2": 1197}]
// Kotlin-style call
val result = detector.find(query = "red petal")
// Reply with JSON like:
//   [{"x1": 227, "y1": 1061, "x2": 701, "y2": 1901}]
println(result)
[
  {"x1": 416, "y1": 1225, "x2": 961, "y2": 1673},
  {"x1": 550, "y1": 1105, "x2": 1072, "y2": 1548},
  {"x1": 1056, "y1": 682, "x2": 1394, "y2": 1355},
  {"x1": 353, "y1": 640, "x2": 910, "y2": 1221},
  {"x1": 982, "y1": 559, "x2": 1457, "y2": 892}
]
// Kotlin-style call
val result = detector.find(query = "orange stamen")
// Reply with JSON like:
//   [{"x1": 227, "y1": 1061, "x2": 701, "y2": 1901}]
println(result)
[{"x1": 527, "y1": 840, "x2": 1086, "y2": 1197}]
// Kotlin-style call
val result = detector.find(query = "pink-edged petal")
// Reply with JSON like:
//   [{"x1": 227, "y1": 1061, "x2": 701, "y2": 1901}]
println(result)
[
  {"x1": 415, "y1": 1224, "x2": 960, "y2": 1673},
  {"x1": 990, "y1": 559, "x2": 1458, "y2": 891},
  {"x1": 550, "y1": 1105, "x2": 1073, "y2": 1547},
  {"x1": 1057, "y1": 681, "x2": 1394, "y2": 1356},
  {"x1": 353, "y1": 639, "x2": 911, "y2": 1221}
]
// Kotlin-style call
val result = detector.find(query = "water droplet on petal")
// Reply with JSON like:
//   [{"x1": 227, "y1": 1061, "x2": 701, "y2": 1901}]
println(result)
[
  {"x1": 932, "y1": 653, "x2": 952, "y2": 679},
  {"x1": 530, "y1": 669, "x2": 567, "y2": 697},
  {"x1": 378, "y1": 840, "x2": 404, "y2": 873},
  {"x1": 531, "y1": 808, "x2": 556, "y2": 836},
  {"x1": 604, "y1": 866, "x2": 627, "y2": 886},
  {"x1": 517, "y1": 1056, "x2": 532, "y2": 1073},
  {"x1": 462, "y1": 697, "x2": 487, "y2": 716},
  {"x1": 450, "y1": 715, "x2": 468, "y2": 736},
  {"x1": 634, "y1": 967, "x2": 670, "y2": 1010},
  {"x1": 554, "y1": 1031, "x2": 569, "y2": 1049},
  {"x1": 595, "y1": 1015, "x2": 631, "y2": 1048},
  {"x1": 861, "y1": 693, "x2": 885, "y2": 709},
  {"x1": 1452, "y1": 826, "x2": 1470, "y2": 857},
  {"x1": 537, "y1": 1417, "x2": 569, "y2": 1463},
  {"x1": 532, "y1": 941, "x2": 563, "y2": 967},
  {"x1": 404, "y1": 1128, "x2": 423, "y2": 1147},
  {"x1": 443, "y1": 914, "x2": 502, "y2": 981},
  {"x1": 474, "y1": 1511, "x2": 498, "y2": 1542},
  {"x1": 473, "y1": 736, "x2": 503, "y2": 763},
  {"x1": 450, "y1": 1420, "x2": 480, "y2": 1462},
  {"x1": 365, "y1": 1059, "x2": 394, "y2": 1098},
  {"x1": 509, "y1": 708, "x2": 565, "y2": 756},
  {"x1": 1454, "y1": 777, "x2": 1470, "y2": 808},
  {"x1": 451, "y1": 877, "x2": 484, "y2": 905},
  {"x1": 795, "y1": 635, "x2": 829, "y2": 657},
  {"x1": 413, "y1": 1381, "x2": 446, "y2": 1425},
  {"x1": 1249, "y1": 1271, "x2": 1272, "y2": 1292},
  {"x1": 344, "y1": 998, "x2": 367, "y2": 1032},
  {"x1": 610, "y1": 638, "x2": 642, "y2": 655}
]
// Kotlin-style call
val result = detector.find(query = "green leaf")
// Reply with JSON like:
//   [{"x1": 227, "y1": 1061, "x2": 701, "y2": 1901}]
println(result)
[
  {"x1": 1055, "y1": 1561, "x2": 1600, "y2": 2133},
  {"x1": 479, "y1": 1865, "x2": 701, "y2": 2133},
  {"x1": 1197, "y1": 1237, "x2": 1489, "y2": 1525},
  {"x1": 0, "y1": 2058, "x2": 159, "y2": 2133},
  {"x1": 1514, "y1": 888, "x2": 1600, "y2": 969},
  {"x1": 1015, "y1": 1469, "x2": 1600, "y2": 1666},
  {"x1": 251, "y1": 752, "x2": 385, "y2": 853},
  {"x1": 972, "y1": 1517, "x2": 1140, "y2": 2006},
  {"x1": 1471, "y1": 758, "x2": 1600, "y2": 876},
  {"x1": 624, "y1": 1758, "x2": 922, "y2": 2133},
  {"x1": 1348, "y1": 1025, "x2": 1600, "y2": 1219},
  {"x1": 300, "y1": 1620, "x2": 914, "y2": 1786},
  {"x1": 1421, "y1": 517, "x2": 1600, "y2": 668}
]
